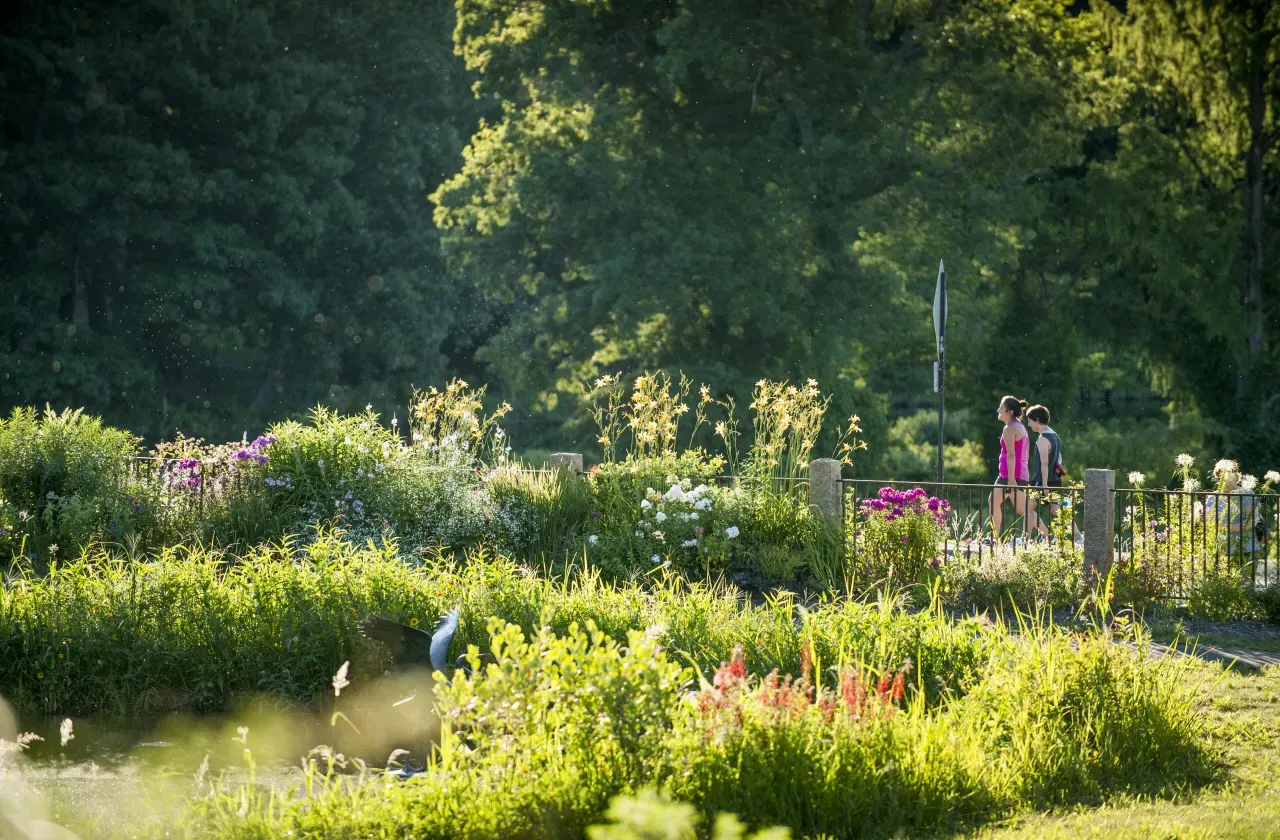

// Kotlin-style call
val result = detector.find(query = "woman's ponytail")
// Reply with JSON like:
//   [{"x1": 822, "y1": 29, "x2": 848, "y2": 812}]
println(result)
[{"x1": 1000, "y1": 395, "x2": 1026, "y2": 419}]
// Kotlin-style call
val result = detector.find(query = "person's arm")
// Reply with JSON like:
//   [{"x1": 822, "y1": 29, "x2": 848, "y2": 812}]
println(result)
[{"x1": 1037, "y1": 436, "x2": 1051, "y2": 489}]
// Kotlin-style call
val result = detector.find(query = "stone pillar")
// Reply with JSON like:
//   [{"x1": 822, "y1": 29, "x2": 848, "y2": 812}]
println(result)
[
  {"x1": 808, "y1": 458, "x2": 844, "y2": 526},
  {"x1": 550, "y1": 452, "x2": 584, "y2": 475},
  {"x1": 1083, "y1": 468, "x2": 1115, "y2": 578}
]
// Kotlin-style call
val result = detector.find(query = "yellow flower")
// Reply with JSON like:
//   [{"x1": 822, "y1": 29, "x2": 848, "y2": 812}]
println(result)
[
  {"x1": 40, "y1": 636, "x2": 47, "y2": 643},
  {"x1": 57, "y1": 653, "x2": 63, "y2": 659},
  {"x1": 409, "y1": 617, "x2": 419, "y2": 627},
  {"x1": 37, "y1": 673, "x2": 43, "y2": 679}
]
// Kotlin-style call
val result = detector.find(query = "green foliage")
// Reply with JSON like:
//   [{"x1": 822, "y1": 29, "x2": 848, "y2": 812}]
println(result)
[
  {"x1": 0, "y1": 0, "x2": 483, "y2": 442},
  {"x1": 880, "y1": 410, "x2": 988, "y2": 485},
  {"x1": 588, "y1": 790, "x2": 790, "y2": 840},
  {"x1": 1254, "y1": 582, "x2": 1280, "y2": 626},
  {"x1": 160, "y1": 589, "x2": 1211, "y2": 840},
  {"x1": 0, "y1": 534, "x2": 999, "y2": 716},
  {"x1": 942, "y1": 543, "x2": 1085, "y2": 613},
  {"x1": 849, "y1": 488, "x2": 949, "y2": 590},
  {"x1": 1186, "y1": 573, "x2": 1254, "y2": 623},
  {"x1": 0, "y1": 406, "x2": 141, "y2": 560}
]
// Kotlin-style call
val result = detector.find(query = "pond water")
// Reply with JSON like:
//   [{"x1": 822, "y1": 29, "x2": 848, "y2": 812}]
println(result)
[{"x1": 2, "y1": 675, "x2": 442, "y2": 837}]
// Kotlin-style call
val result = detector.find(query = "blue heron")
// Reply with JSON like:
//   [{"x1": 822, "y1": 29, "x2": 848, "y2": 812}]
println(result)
[{"x1": 357, "y1": 607, "x2": 481, "y2": 674}]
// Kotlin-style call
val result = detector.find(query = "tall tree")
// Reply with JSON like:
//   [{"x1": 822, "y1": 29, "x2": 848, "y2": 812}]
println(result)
[
  {"x1": 1098, "y1": 0, "x2": 1280, "y2": 439},
  {"x1": 433, "y1": 0, "x2": 1099, "y2": 455},
  {"x1": 0, "y1": 0, "x2": 480, "y2": 441}
]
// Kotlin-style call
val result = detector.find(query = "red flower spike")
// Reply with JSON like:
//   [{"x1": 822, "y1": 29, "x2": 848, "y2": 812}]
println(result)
[{"x1": 891, "y1": 672, "x2": 905, "y2": 703}]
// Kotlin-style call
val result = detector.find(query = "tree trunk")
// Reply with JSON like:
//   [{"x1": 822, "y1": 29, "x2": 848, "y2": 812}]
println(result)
[{"x1": 1240, "y1": 50, "x2": 1266, "y2": 402}]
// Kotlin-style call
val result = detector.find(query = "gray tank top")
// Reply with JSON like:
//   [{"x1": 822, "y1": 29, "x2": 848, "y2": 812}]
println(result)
[{"x1": 1030, "y1": 427, "x2": 1061, "y2": 486}]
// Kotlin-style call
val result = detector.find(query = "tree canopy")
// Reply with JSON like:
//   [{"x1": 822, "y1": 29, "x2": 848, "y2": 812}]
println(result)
[{"x1": 2, "y1": 0, "x2": 1277, "y2": 476}]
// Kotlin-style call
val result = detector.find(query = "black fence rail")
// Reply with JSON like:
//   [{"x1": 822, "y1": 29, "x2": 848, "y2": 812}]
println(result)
[
  {"x1": 841, "y1": 478, "x2": 1085, "y2": 566},
  {"x1": 1113, "y1": 487, "x2": 1280, "y2": 598}
]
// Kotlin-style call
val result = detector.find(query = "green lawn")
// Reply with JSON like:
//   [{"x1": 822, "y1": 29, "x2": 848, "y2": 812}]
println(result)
[{"x1": 963, "y1": 664, "x2": 1280, "y2": 840}]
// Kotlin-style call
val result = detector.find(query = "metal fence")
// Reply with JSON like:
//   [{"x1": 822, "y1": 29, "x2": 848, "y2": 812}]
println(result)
[
  {"x1": 841, "y1": 478, "x2": 1084, "y2": 565},
  {"x1": 1113, "y1": 487, "x2": 1280, "y2": 597}
]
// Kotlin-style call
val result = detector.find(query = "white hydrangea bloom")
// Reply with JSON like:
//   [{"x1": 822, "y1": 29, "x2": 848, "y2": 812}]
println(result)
[
  {"x1": 664, "y1": 484, "x2": 685, "y2": 501},
  {"x1": 724, "y1": 526, "x2": 739, "y2": 539},
  {"x1": 655, "y1": 511, "x2": 667, "y2": 523},
  {"x1": 694, "y1": 498, "x2": 713, "y2": 511},
  {"x1": 641, "y1": 499, "x2": 652, "y2": 510}
]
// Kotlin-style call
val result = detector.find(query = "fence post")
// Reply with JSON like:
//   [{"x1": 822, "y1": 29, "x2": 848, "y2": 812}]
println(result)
[
  {"x1": 808, "y1": 458, "x2": 843, "y2": 526},
  {"x1": 1083, "y1": 468, "x2": 1115, "y2": 578},
  {"x1": 550, "y1": 452, "x2": 584, "y2": 475}
]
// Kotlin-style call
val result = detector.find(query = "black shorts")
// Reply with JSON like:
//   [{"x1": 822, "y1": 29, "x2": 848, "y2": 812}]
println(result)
[{"x1": 995, "y1": 477, "x2": 1027, "y2": 487}]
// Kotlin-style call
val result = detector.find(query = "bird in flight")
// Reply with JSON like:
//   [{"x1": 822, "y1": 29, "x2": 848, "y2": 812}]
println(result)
[{"x1": 357, "y1": 607, "x2": 480, "y2": 675}]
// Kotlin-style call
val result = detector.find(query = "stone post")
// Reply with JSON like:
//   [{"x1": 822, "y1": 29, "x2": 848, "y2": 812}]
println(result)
[
  {"x1": 1083, "y1": 468, "x2": 1115, "y2": 578},
  {"x1": 549, "y1": 452, "x2": 584, "y2": 475},
  {"x1": 808, "y1": 458, "x2": 844, "y2": 527}
]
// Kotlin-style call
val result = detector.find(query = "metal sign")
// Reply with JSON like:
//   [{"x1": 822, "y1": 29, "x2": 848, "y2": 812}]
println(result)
[{"x1": 933, "y1": 259, "x2": 946, "y2": 357}]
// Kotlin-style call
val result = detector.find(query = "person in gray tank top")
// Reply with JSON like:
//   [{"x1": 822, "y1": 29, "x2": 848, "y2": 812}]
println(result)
[{"x1": 1027, "y1": 404, "x2": 1078, "y2": 540}]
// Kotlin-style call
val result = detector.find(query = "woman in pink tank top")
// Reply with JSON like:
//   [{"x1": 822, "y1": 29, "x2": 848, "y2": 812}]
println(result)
[{"x1": 989, "y1": 395, "x2": 1042, "y2": 539}]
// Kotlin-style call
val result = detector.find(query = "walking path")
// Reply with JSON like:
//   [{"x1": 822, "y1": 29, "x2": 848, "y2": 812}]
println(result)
[{"x1": 1145, "y1": 641, "x2": 1280, "y2": 671}]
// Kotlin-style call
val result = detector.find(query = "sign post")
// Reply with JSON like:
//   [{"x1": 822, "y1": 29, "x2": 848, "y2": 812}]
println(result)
[{"x1": 933, "y1": 260, "x2": 947, "y2": 484}]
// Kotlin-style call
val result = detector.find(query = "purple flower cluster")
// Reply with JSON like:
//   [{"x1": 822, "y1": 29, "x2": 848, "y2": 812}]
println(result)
[
  {"x1": 166, "y1": 457, "x2": 202, "y2": 491},
  {"x1": 859, "y1": 486, "x2": 951, "y2": 527},
  {"x1": 233, "y1": 435, "x2": 276, "y2": 465}
]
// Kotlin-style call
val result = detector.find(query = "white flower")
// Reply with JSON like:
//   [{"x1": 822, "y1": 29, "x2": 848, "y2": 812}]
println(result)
[
  {"x1": 694, "y1": 498, "x2": 713, "y2": 511},
  {"x1": 641, "y1": 499, "x2": 652, "y2": 510},
  {"x1": 1175, "y1": 453, "x2": 1195, "y2": 468},
  {"x1": 635, "y1": 530, "x2": 644, "y2": 537},
  {"x1": 652, "y1": 554, "x2": 662, "y2": 563},
  {"x1": 1266, "y1": 471, "x2": 1280, "y2": 484},
  {"x1": 1214, "y1": 459, "x2": 1239, "y2": 476},
  {"x1": 588, "y1": 534, "x2": 599, "y2": 544},
  {"x1": 678, "y1": 512, "x2": 690, "y2": 521},
  {"x1": 690, "y1": 512, "x2": 699, "y2": 520},
  {"x1": 365, "y1": 403, "x2": 372, "y2": 411},
  {"x1": 655, "y1": 511, "x2": 667, "y2": 523},
  {"x1": 391, "y1": 415, "x2": 398, "y2": 427},
  {"x1": 1240, "y1": 474, "x2": 1258, "y2": 491},
  {"x1": 59, "y1": 718, "x2": 74, "y2": 747},
  {"x1": 682, "y1": 539, "x2": 697, "y2": 547},
  {"x1": 1127, "y1": 472, "x2": 1145, "y2": 488},
  {"x1": 664, "y1": 484, "x2": 685, "y2": 501},
  {"x1": 724, "y1": 526, "x2": 739, "y2": 539},
  {"x1": 646, "y1": 487, "x2": 657, "y2": 498},
  {"x1": 692, "y1": 484, "x2": 708, "y2": 497},
  {"x1": 1183, "y1": 478, "x2": 1202, "y2": 491},
  {"x1": 332, "y1": 661, "x2": 351, "y2": 697}
]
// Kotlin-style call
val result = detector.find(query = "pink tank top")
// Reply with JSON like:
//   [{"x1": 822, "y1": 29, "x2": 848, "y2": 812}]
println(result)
[{"x1": 999, "y1": 419, "x2": 1030, "y2": 481}]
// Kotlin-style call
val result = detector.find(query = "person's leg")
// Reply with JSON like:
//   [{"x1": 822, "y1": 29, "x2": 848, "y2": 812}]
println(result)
[
  {"x1": 1012, "y1": 487, "x2": 1043, "y2": 539},
  {"x1": 990, "y1": 486, "x2": 1005, "y2": 537}
]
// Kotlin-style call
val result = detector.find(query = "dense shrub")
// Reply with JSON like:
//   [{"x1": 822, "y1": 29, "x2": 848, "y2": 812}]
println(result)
[
  {"x1": 0, "y1": 534, "x2": 988, "y2": 716},
  {"x1": 0, "y1": 407, "x2": 141, "y2": 562},
  {"x1": 942, "y1": 542, "x2": 1085, "y2": 613},
  {"x1": 849, "y1": 487, "x2": 950, "y2": 588},
  {"x1": 166, "y1": 606, "x2": 1211, "y2": 840}
]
